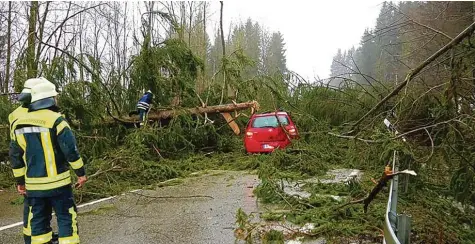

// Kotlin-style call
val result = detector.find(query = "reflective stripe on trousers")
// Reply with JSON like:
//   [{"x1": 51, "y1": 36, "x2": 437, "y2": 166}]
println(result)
[{"x1": 28, "y1": 189, "x2": 80, "y2": 244}]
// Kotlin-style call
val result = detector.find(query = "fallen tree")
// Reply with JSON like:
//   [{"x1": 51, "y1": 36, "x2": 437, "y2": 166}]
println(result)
[
  {"x1": 108, "y1": 100, "x2": 259, "y2": 127},
  {"x1": 0, "y1": 101, "x2": 259, "y2": 160},
  {"x1": 1, "y1": 101, "x2": 260, "y2": 129},
  {"x1": 132, "y1": 100, "x2": 258, "y2": 121}
]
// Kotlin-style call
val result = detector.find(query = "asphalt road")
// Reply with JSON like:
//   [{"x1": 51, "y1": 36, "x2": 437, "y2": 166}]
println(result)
[{"x1": 0, "y1": 171, "x2": 259, "y2": 244}]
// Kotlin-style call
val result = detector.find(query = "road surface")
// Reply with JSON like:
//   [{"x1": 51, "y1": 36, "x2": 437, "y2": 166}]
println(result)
[{"x1": 0, "y1": 171, "x2": 259, "y2": 244}]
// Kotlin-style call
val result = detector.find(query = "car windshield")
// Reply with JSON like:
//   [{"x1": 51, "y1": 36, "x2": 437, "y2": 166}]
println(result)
[{"x1": 252, "y1": 115, "x2": 289, "y2": 128}]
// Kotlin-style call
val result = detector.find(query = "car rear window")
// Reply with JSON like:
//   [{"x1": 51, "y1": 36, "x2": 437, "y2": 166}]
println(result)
[{"x1": 252, "y1": 115, "x2": 289, "y2": 128}]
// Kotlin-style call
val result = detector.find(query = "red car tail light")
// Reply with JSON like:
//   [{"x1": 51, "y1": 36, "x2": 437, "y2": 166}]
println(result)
[{"x1": 288, "y1": 128, "x2": 297, "y2": 135}]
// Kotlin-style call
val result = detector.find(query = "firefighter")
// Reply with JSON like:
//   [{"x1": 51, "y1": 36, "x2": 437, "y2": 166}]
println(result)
[
  {"x1": 8, "y1": 77, "x2": 52, "y2": 244},
  {"x1": 136, "y1": 90, "x2": 153, "y2": 127},
  {"x1": 9, "y1": 81, "x2": 87, "y2": 244}
]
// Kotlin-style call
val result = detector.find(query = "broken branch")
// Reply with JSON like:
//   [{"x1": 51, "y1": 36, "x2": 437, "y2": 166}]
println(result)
[
  {"x1": 352, "y1": 21, "x2": 475, "y2": 130},
  {"x1": 338, "y1": 168, "x2": 416, "y2": 213}
]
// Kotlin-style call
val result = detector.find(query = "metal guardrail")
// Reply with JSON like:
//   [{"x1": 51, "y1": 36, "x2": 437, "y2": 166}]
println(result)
[
  {"x1": 382, "y1": 119, "x2": 412, "y2": 244},
  {"x1": 383, "y1": 151, "x2": 400, "y2": 244}
]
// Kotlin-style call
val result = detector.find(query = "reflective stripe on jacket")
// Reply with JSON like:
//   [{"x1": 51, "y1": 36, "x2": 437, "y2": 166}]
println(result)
[
  {"x1": 9, "y1": 109, "x2": 85, "y2": 197},
  {"x1": 137, "y1": 101, "x2": 150, "y2": 110},
  {"x1": 8, "y1": 106, "x2": 28, "y2": 139},
  {"x1": 136, "y1": 93, "x2": 153, "y2": 111}
]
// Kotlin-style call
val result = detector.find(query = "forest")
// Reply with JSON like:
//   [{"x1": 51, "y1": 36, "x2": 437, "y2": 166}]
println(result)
[{"x1": 0, "y1": 1, "x2": 475, "y2": 243}]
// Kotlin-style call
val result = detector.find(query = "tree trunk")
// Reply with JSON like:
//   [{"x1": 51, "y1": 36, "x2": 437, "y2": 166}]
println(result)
[
  {"x1": 188, "y1": 2, "x2": 193, "y2": 45},
  {"x1": 201, "y1": 2, "x2": 207, "y2": 93},
  {"x1": 122, "y1": 2, "x2": 128, "y2": 87},
  {"x1": 203, "y1": 2, "x2": 207, "y2": 71},
  {"x1": 219, "y1": 2, "x2": 225, "y2": 58},
  {"x1": 4, "y1": 1, "x2": 13, "y2": 93},
  {"x1": 79, "y1": 11, "x2": 84, "y2": 81},
  {"x1": 473, "y1": 2, "x2": 475, "y2": 99},
  {"x1": 126, "y1": 101, "x2": 258, "y2": 121},
  {"x1": 219, "y1": 1, "x2": 226, "y2": 104},
  {"x1": 35, "y1": 1, "x2": 50, "y2": 74},
  {"x1": 27, "y1": 1, "x2": 39, "y2": 78},
  {"x1": 180, "y1": 2, "x2": 185, "y2": 41}
]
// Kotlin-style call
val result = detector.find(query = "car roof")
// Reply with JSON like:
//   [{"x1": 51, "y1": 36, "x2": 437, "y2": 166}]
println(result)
[{"x1": 252, "y1": 112, "x2": 289, "y2": 117}]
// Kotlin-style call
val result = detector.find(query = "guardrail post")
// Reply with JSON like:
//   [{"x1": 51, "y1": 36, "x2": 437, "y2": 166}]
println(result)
[
  {"x1": 389, "y1": 151, "x2": 399, "y2": 231},
  {"x1": 383, "y1": 118, "x2": 414, "y2": 244},
  {"x1": 397, "y1": 214, "x2": 412, "y2": 244}
]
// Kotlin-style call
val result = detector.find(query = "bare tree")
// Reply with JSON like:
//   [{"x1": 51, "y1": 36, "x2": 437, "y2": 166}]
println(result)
[
  {"x1": 219, "y1": 1, "x2": 226, "y2": 104},
  {"x1": 203, "y1": 2, "x2": 207, "y2": 72},
  {"x1": 35, "y1": 1, "x2": 49, "y2": 74},
  {"x1": 4, "y1": 1, "x2": 12, "y2": 92},
  {"x1": 188, "y1": 1, "x2": 193, "y2": 44},
  {"x1": 27, "y1": 1, "x2": 38, "y2": 78}
]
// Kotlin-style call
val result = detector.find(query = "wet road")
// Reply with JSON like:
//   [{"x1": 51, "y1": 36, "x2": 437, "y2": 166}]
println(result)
[{"x1": 0, "y1": 171, "x2": 259, "y2": 244}]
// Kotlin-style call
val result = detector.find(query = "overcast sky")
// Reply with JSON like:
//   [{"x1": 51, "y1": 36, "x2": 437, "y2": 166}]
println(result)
[{"x1": 205, "y1": 1, "x2": 383, "y2": 80}]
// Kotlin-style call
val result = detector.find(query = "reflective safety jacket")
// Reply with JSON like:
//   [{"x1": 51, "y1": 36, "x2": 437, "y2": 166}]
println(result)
[
  {"x1": 137, "y1": 92, "x2": 153, "y2": 111},
  {"x1": 9, "y1": 108, "x2": 86, "y2": 197},
  {"x1": 8, "y1": 106, "x2": 28, "y2": 139}
]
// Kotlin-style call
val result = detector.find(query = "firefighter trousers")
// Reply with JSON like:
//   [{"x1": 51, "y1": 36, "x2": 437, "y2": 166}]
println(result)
[
  {"x1": 23, "y1": 196, "x2": 31, "y2": 244},
  {"x1": 24, "y1": 189, "x2": 79, "y2": 244}
]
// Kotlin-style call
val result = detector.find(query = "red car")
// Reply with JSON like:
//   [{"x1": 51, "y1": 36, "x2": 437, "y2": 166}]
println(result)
[{"x1": 244, "y1": 111, "x2": 299, "y2": 153}]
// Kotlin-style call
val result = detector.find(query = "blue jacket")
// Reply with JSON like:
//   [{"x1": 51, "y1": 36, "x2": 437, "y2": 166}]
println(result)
[
  {"x1": 9, "y1": 108, "x2": 85, "y2": 197},
  {"x1": 137, "y1": 92, "x2": 153, "y2": 111}
]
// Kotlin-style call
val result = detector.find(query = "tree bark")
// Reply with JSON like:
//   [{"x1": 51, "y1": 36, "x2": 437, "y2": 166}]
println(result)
[
  {"x1": 35, "y1": 1, "x2": 49, "y2": 73},
  {"x1": 122, "y1": 2, "x2": 128, "y2": 87},
  {"x1": 4, "y1": 1, "x2": 13, "y2": 93},
  {"x1": 79, "y1": 8, "x2": 84, "y2": 81},
  {"x1": 473, "y1": 2, "x2": 475, "y2": 99},
  {"x1": 125, "y1": 101, "x2": 259, "y2": 121},
  {"x1": 203, "y1": 2, "x2": 207, "y2": 71},
  {"x1": 188, "y1": 2, "x2": 193, "y2": 45},
  {"x1": 146, "y1": 2, "x2": 153, "y2": 48},
  {"x1": 27, "y1": 1, "x2": 39, "y2": 78},
  {"x1": 219, "y1": 1, "x2": 226, "y2": 104}
]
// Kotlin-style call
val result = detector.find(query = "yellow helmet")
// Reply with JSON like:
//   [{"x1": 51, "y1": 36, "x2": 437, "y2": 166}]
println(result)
[{"x1": 31, "y1": 81, "x2": 58, "y2": 102}]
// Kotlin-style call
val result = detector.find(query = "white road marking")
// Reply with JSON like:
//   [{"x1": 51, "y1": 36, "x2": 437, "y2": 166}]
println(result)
[
  {"x1": 0, "y1": 189, "x2": 141, "y2": 232},
  {"x1": 0, "y1": 222, "x2": 23, "y2": 231}
]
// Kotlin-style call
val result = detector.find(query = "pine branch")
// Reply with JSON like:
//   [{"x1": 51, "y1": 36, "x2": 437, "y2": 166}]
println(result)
[
  {"x1": 352, "y1": 21, "x2": 475, "y2": 131},
  {"x1": 338, "y1": 169, "x2": 417, "y2": 213}
]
